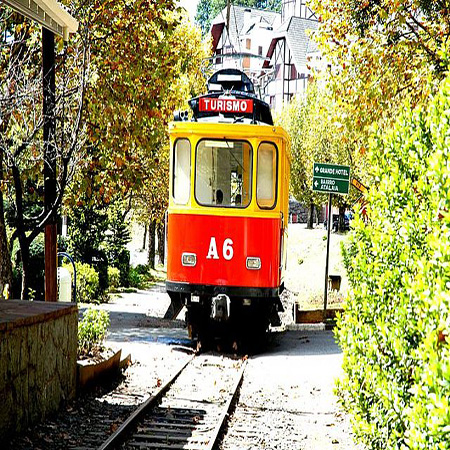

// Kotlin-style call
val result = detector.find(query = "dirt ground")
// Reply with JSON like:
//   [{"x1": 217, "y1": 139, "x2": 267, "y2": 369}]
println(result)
[{"x1": 220, "y1": 330, "x2": 360, "y2": 449}]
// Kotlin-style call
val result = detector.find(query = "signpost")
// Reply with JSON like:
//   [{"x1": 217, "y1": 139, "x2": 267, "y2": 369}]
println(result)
[
  {"x1": 312, "y1": 163, "x2": 350, "y2": 195},
  {"x1": 313, "y1": 163, "x2": 351, "y2": 314}
]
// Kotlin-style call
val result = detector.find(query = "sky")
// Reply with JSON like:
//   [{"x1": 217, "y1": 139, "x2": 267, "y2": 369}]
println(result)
[{"x1": 178, "y1": 0, "x2": 200, "y2": 21}]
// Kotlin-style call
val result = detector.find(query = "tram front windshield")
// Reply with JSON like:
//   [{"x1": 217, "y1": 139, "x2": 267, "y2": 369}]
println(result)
[{"x1": 195, "y1": 140, "x2": 252, "y2": 208}]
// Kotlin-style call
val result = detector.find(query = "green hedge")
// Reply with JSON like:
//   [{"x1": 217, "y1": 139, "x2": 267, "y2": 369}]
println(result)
[
  {"x1": 64, "y1": 261, "x2": 99, "y2": 303},
  {"x1": 78, "y1": 307, "x2": 110, "y2": 356},
  {"x1": 107, "y1": 266, "x2": 120, "y2": 289},
  {"x1": 339, "y1": 77, "x2": 450, "y2": 448}
]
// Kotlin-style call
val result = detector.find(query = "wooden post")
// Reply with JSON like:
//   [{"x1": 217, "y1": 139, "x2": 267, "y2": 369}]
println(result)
[{"x1": 43, "y1": 28, "x2": 57, "y2": 301}]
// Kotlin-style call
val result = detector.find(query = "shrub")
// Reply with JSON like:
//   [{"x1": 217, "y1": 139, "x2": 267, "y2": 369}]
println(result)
[
  {"x1": 338, "y1": 77, "x2": 450, "y2": 448},
  {"x1": 117, "y1": 249, "x2": 130, "y2": 287},
  {"x1": 135, "y1": 264, "x2": 149, "y2": 275},
  {"x1": 64, "y1": 261, "x2": 99, "y2": 303},
  {"x1": 108, "y1": 266, "x2": 120, "y2": 289},
  {"x1": 78, "y1": 307, "x2": 110, "y2": 356},
  {"x1": 128, "y1": 266, "x2": 143, "y2": 288}
]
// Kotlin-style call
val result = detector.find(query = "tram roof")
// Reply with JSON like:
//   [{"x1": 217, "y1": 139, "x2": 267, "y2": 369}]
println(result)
[
  {"x1": 173, "y1": 69, "x2": 273, "y2": 126},
  {"x1": 169, "y1": 121, "x2": 289, "y2": 141}
]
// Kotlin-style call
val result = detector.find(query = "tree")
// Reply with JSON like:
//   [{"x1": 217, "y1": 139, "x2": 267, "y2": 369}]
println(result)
[
  {"x1": 309, "y1": 0, "x2": 450, "y2": 149},
  {"x1": 195, "y1": 0, "x2": 282, "y2": 36},
  {"x1": 0, "y1": 7, "x2": 88, "y2": 298},
  {"x1": 131, "y1": 149, "x2": 170, "y2": 269},
  {"x1": 73, "y1": 0, "x2": 206, "y2": 197},
  {"x1": 67, "y1": 0, "x2": 208, "y2": 200},
  {"x1": 276, "y1": 82, "x2": 363, "y2": 229},
  {"x1": 64, "y1": 1, "x2": 208, "y2": 269}
]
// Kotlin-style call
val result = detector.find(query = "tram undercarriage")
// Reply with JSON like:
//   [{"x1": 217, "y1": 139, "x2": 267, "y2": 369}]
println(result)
[{"x1": 166, "y1": 288, "x2": 284, "y2": 343}]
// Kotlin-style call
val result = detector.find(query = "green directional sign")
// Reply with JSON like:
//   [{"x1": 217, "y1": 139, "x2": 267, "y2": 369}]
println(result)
[{"x1": 312, "y1": 163, "x2": 351, "y2": 195}]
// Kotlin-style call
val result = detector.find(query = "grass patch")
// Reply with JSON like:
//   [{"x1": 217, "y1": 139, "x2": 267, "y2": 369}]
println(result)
[{"x1": 148, "y1": 265, "x2": 166, "y2": 282}]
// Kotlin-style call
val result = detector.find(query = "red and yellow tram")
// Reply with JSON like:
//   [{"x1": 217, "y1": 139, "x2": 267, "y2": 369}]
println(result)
[{"x1": 166, "y1": 69, "x2": 290, "y2": 340}]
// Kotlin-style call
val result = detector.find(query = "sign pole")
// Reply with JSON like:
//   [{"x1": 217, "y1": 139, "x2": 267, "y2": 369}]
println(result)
[
  {"x1": 324, "y1": 193, "x2": 332, "y2": 313},
  {"x1": 312, "y1": 162, "x2": 351, "y2": 319}
]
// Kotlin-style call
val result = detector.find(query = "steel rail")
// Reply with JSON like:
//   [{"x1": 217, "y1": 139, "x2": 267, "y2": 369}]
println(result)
[
  {"x1": 98, "y1": 355, "x2": 194, "y2": 450},
  {"x1": 205, "y1": 359, "x2": 247, "y2": 450}
]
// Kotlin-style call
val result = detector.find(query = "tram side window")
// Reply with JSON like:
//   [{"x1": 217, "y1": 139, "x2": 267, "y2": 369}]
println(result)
[
  {"x1": 173, "y1": 139, "x2": 191, "y2": 205},
  {"x1": 195, "y1": 140, "x2": 252, "y2": 207},
  {"x1": 257, "y1": 142, "x2": 277, "y2": 209}
]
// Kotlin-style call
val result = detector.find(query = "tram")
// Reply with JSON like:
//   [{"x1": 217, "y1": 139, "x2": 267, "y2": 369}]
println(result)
[{"x1": 166, "y1": 69, "x2": 290, "y2": 341}]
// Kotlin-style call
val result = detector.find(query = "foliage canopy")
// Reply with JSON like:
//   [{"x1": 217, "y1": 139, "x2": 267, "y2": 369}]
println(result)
[{"x1": 309, "y1": 0, "x2": 450, "y2": 148}]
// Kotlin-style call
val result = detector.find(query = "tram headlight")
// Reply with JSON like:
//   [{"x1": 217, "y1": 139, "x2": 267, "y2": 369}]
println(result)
[
  {"x1": 246, "y1": 257, "x2": 261, "y2": 270},
  {"x1": 182, "y1": 253, "x2": 197, "y2": 267}
]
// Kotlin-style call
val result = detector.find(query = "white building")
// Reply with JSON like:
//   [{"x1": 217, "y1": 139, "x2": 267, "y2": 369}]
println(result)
[
  {"x1": 210, "y1": 6, "x2": 281, "y2": 95},
  {"x1": 209, "y1": 0, "x2": 320, "y2": 110},
  {"x1": 261, "y1": 14, "x2": 319, "y2": 111}
]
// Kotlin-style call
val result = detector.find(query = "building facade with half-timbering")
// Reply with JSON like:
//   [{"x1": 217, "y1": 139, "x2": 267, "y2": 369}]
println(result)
[{"x1": 209, "y1": 0, "x2": 321, "y2": 111}]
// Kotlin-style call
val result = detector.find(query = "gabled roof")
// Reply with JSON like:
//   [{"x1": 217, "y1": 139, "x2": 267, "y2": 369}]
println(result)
[
  {"x1": 211, "y1": 5, "x2": 280, "y2": 52},
  {"x1": 263, "y1": 16, "x2": 318, "y2": 69}
]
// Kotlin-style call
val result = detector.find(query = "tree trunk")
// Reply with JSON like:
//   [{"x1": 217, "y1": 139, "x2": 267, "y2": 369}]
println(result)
[
  {"x1": 142, "y1": 223, "x2": 147, "y2": 250},
  {"x1": 307, "y1": 203, "x2": 315, "y2": 229},
  {"x1": 0, "y1": 199, "x2": 12, "y2": 298},
  {"x1": 157, "y1": 222, "x2": 165, "y2": 266},
  {"x1": 148, "y1": 219, "x2": 156, "y2": 269},
  {"x1": 0, "y1": 152, "x2": 13, "y2": 298},
  {"x1": 19, "y1": 240, "x2": 30, "y2": 300}
]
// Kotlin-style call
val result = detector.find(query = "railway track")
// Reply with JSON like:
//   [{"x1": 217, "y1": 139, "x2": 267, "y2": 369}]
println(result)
[{"x1": 98, "y1": 353, "x2": 246, "y2": 450}]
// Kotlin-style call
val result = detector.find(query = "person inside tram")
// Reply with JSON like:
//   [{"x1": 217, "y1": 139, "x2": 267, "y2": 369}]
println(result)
[
  {"x1": 235, "y1": 194, "x2": 241, "y2": 205},
  {"x1": 216, "y1": 189, "x2": 223, "y2": 205}
]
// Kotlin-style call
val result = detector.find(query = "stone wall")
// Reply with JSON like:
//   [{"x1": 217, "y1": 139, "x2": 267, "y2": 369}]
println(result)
[
  {"x1": 289, "y1": 199, "x2": 325, "y2": 224},
  {"x1": 0, "y1": 300, "x2": 77, "y2": 439}
]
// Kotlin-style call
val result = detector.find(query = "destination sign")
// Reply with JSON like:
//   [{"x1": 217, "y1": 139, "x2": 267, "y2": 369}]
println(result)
[
  {"x1": 199, "y1": 97, "x2": 254, "y2": 114},
  {"x1": 313, "y1": 162, "x2": 351, "y2": 195}
]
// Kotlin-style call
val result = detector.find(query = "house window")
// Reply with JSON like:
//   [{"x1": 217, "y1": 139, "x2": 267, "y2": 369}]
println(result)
[
  {"x1": 290, "y1": 64, "x2": 297, "y2": 79},
  {"x1": 275, "y1": 64, "x2": 282, "y2": 80},
  {"x1": 215, "y1": 48, "x2": 223, "y2": 65},
  {"x1": 246, "y1": 38, "x2": 251, "y2": 50},
  {"x1": 258, "y1": 46, "x2": 263, "y2": 56}
]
